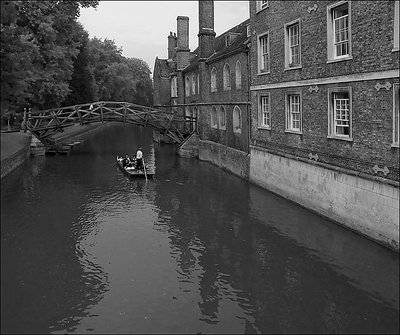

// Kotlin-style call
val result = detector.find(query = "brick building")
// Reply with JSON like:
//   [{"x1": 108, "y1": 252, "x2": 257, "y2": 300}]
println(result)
[
  {"x1": 153, "y1": 0, "x2": 399, "y2": 251},
  {"x1": 248, "y1": 0, "x2": 399, "y2": 250},
  {"x1": 153, "y1": 1, "x2": 251, "y2": 175}
]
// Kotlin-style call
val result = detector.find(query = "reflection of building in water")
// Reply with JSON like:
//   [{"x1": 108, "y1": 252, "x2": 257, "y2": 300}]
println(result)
[
  {"x1": 248, "y1": 185, "x2": 399, "y2": 311},
  {"x1": 149, "y1": 146, "x2": 398, "y2": 333}
]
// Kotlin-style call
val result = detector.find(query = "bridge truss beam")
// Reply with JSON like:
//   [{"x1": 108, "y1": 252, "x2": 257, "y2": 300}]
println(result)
[{"x1": 24, "y1": 101, "x2": 196, "y2": 145}]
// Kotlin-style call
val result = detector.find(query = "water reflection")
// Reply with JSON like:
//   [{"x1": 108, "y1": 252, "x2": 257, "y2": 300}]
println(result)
[
  {"x1": 151, "y1": 146, "x2": 399, "y2": 333},
  {"x1": 1, "y1": 123, "x2": 398, "y2": 334},
  {"x1": 1, "y1": 158, "x2": 109, "y2": 334}
]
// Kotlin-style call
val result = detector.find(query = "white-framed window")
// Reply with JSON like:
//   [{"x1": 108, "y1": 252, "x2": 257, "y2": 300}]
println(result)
[
  {"x1": 191, "y1": 75, "x2": 196, "y2": 95},
  {"x1": 223, "y1": 63, "x2": 231, "y2": 91},
  {"x1": 393, "y1": 83, "x2": 399, "y2": 147},
  {"x1": 233, "y1": 106, "x2": 242, "y2": 133},
  {"x1": 219, "y1": 106, "x2": 226, "y2": 130},
  {"x1": 235, "y1": 61, "x2": 242, "y2": 89},
  {"x1": 393, "y1": 1, "x2": 399, "y2": 52},
  {"x1": 285, "y1": 19, "x2": 301, "y2": 69},
  {"x1": 185, "y1": 76, "x2": 190, "y2": 97},
  {"x1": 211, "y1": 106, "x2": 218, "y2": 129},
  {"x1": 258, "y1": 94, "x2": 271, "y2": 129},
  {"x1": 285, "y1": 92, "x2": 302, "y2": 133},
  {"x1": 247, "y1": 25, "x2": 251, "y2": 38},
  {"x1": 327, "y1": 1, "x2": 352, "y2": 62},
  {"x1": 171, "y1": 76, "x2": 177, "y2": 98},
  {"x1": 197, "y1": 74, "x2": 200, "y2": 94},
  {"x1": 256, "y1": 0, "x2": 269, "y2": 12},
  {"x1": 328, "y1": 87, "x2": 352, "y2": 140},
  {"x1": 258, "y1": 32, "x2": 270, "y2": 74},
  {"x1": 211, "y1": 67, "x2": 217, "y2": 92}
]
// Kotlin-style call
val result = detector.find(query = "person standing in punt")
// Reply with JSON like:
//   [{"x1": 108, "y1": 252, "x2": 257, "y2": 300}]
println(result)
[{"x1": 136, "y1": 147, "x2": 143, "y2": 169}]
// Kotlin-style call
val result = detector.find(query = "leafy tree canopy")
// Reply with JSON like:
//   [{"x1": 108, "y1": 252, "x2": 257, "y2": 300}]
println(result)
[
  {"x1": 1, "y1": 0, "x2": 99, "y2": 114},
  {"x1": 1, "y1": 0, "x2": 153, "y2": 120}
]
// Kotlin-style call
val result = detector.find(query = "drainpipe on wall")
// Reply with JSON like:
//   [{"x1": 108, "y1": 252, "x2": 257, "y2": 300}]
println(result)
[{"x1": 246, "y1": 49, "x2": 251, "y2": 155}]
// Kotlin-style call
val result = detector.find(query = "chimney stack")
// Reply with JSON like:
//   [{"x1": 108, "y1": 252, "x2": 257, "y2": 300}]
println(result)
[
  {"x1": 176, "y1": 16, "x2": 190, "y2": 70},
  {"x1": 168, "y1": 32, "x2": 176, "y2": 60},
  {"x1": 198, "y1": 0, "x2": 216, "y2": 60}
]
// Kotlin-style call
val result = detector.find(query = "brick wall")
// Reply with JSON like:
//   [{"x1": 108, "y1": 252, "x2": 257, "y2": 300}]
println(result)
[
  {"x1": 249, "y1": 0, "x2": 399, "y2": 182},
  {"x1": 153, "y1": 62, "x2": 171, "y2": 107},
  {"x1": 249, "y1": 0, "x2": 399, "y2": 86},
  {"x1": 199, "y1": 52, "x2": 250, "y2": 153},
  {"x1": 251, "y1": 79, "x2": 399, "y2": 181}
]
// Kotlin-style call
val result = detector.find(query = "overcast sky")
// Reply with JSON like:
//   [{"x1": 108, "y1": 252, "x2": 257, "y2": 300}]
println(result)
[{"x1": 77, "y1": 1, "x2": 249, "y2": 72}]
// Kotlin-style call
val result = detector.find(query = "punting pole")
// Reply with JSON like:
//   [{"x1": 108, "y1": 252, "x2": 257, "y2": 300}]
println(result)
[{"x1": 143, "y1": 158, "x2": 148, "y2": 181}]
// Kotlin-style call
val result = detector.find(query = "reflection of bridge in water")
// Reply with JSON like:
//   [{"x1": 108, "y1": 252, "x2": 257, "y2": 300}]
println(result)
[{"x1": 23, "y1": 101, "x2": 196, "y2": 145}]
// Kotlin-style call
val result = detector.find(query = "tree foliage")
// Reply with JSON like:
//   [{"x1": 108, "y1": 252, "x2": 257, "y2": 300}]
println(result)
[{"x1": 1, "y1": 0, "x2": 153, "y2": 122}]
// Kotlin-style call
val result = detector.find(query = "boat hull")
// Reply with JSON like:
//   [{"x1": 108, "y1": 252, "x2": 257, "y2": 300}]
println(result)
[{"x1": 116, "y1": 157, "x2": 154, "y2": 178}]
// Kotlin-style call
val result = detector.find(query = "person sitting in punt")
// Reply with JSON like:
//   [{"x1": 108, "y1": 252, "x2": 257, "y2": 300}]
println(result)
[
  {"x1": 122, "y1": 154, "x2": 130, "y2": 168},
  {"x1": 127, "y1": 156, "x2": 135, "y2": 169}
]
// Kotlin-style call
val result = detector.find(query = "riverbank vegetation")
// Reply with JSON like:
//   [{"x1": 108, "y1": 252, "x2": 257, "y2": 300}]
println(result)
[{"x1": 1, "y1": 0, "x2": 153, "y2": 129}]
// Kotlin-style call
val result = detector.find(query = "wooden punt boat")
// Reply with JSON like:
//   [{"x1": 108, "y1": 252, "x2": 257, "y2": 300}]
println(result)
[{"x1": 116, "y1": 156, "x2": 154, "y2": 179}]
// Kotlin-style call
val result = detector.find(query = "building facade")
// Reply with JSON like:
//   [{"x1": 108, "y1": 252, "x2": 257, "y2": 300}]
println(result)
[
  {"x1": 249, "y1": 0, "x2": 399, "y2": 250},
  {"x1": 153, "y1": 1, "x2": 251, "y2": 176},
  {"x1": 153, "y1": 0, "x2": 399, "y2": 251}
]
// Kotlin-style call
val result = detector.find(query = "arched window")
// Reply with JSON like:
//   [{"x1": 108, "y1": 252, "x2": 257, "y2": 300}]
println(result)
[
  {"x1": 219, "y1": 106, "x2": 226, "y2": 129},
  {"x1": 211, "y1": 106, "x2": 218, "y2": 128},
  {"x1": 191, "y1": 75, "x2": 196, "y2": 95},
  {"x1": 233, "y1": 106, "x2": 242, "y2": 133},
  {"x1": 185, "y1": 77, "x2": 190, "y2": 97},
  {"x1": 211, "y1": 67, "x2": 217, "y2": 92},
  {"x1": 185, "y1": 106, "x2": 191, "y2": 132},
  {"x1": 235, "y1": 61, "x2": 241, "y2": 89},
  {"x1": 223, "y1": 63, "x2": 231, "y2": 91},
  {"x1": 171, "y1": 76, "x2": 177, "y2": 97},
  {"x1": 193, "y1": 107, "x2": 198, "y2": 132}
]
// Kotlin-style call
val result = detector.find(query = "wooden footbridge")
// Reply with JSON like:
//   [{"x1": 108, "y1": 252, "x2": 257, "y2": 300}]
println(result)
[{"x1": 22, "y1": 101, "x2": 196, "y2": 146}]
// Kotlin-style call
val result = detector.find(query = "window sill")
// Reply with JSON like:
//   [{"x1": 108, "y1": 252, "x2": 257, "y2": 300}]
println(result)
[
  {"x1": 392, "y1": 47, "x2": 399, "y2": 53},
  {"x1": 234, "y1": 130, "x2": 242, "y2": 134},
  {"x1": 327, "y1": 56, "x2": 353, "y2": 64},
  {"x1": 223, "y1": 88, "x2": 231, "y2": 91},
  {"x1": 258, "y1": 126, "x2": 271, "y2": 130},
  {"x1": 219, "y1": 127, "x2": 226, "y2": 131},
  {"x1": 285, "y1": 130, "x2": 302, "y2": 135},
  {"x1": 284, "y1": 65, "x2": 302, "y2": 71},
  {"x1": 256, "y1": 6, "x2": 269, "y2": 14},
  {"x1": 211, "y1": 126, "x2": 218, "y2": 129},
  {"x1": 257, "y1": 71, "x2": 270, "y2": 76},
  {"x1": 211, "y1": 90, "x2": 217, "y2": 93},
  {"x1": 327, "y1": 135, "x2": 353, "y2": 142},
  {"x1": 391, "y1": 143, "x2": 399, "y2": 148}
]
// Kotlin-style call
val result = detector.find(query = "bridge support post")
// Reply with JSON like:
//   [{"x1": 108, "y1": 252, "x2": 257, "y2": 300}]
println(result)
[
  {"x1": 22, "y1": 108, "x2": 27, "y2": 132},
  {"x1": 76, "y1": 106, "x2": 83, "y2": 126}
]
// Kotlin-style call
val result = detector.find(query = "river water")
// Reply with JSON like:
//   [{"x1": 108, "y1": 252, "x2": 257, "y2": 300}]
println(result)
[{"x1": 1, "y1": 123, "x2": 399, "y2": 334}]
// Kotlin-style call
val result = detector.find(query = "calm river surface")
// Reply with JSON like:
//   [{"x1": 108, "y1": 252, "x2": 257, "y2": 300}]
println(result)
[{"x1": 1, "y1": 123, "x2": 399, "y2": 334}]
